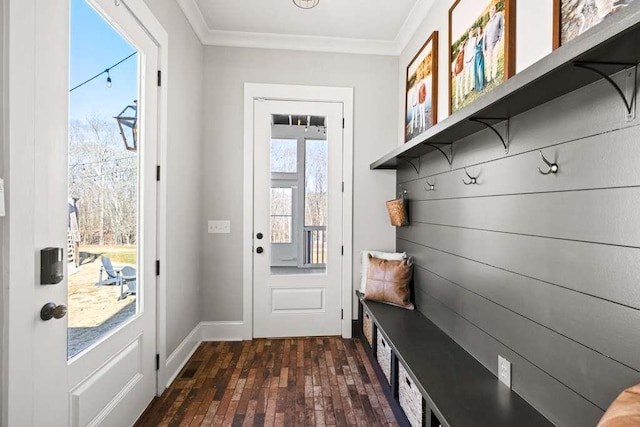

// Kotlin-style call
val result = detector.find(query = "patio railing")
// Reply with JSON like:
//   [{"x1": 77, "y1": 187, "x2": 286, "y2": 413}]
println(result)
[{"x1": 303, "y1": 226, "x2": 327, "y2": 266}]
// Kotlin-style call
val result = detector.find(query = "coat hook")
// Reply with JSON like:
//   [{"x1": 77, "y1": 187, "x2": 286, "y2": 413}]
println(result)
[
  {"x1": 462, "y1": 168, "x2": 477, "y2": 185},
  {"x1": 115, "y1": 0, "x2": 121, "y2": 5},
  {"x1": 424, "y1": 178, "x2": 435, "y2": 191},
  {"x1": 538, "y1": 150, "x2": 558, "y2": 175},
  {"x1": 398, "y1": 184, "x2": 408, "y2": 198}
]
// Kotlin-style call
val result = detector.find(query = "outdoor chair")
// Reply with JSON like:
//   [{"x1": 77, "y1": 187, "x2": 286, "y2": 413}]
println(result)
[
  {"x1": 118, "y1": 266, "x2": 137, "y2": 300},
  {"x1": 96, "y1": 256, "x2": 123, "y2": 286}
]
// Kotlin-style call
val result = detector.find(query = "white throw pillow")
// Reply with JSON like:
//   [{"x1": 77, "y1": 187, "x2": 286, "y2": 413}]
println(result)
[{"x1": 360, "y1": 250, "x2": 407, "y2": 292}]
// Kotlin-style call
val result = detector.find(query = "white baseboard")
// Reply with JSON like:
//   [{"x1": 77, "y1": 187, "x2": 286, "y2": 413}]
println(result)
[
  {"x1": 200, "y1": 321, "x2": 245, "y2": 341},
  {"x1": 164, "y1": 324, "x2": 202, "y2": 389}
]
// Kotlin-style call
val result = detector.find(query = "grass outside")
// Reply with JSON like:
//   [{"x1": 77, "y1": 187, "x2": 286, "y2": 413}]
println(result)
[{"x1": 67, "y1": 244, "x2": 137, "y2": 358}]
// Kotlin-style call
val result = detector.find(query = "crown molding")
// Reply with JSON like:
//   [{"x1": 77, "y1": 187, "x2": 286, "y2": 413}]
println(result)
[
  {"x1": 393, "y1": 0, "x2": 436, "y2": 55},
  {"x1": 177, "y1": 0, "x2": 434, "y2": 56}
]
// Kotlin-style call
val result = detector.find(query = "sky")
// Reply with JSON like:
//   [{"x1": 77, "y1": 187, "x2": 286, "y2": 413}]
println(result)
[{"x1": 69, "y1": 0, "x2": 138, "y2": 122}]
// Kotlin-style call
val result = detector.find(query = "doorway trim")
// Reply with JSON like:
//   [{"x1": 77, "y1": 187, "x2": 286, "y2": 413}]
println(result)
[
  {"x1": 91, "y1": 0, "x2": 170, "y2": 397},
  {"x1": 117, "y1": 0, "x2": 170, "y2": 396},
  {"x1": 242, "y1": 83, "x2": 354, "y2": 340}
]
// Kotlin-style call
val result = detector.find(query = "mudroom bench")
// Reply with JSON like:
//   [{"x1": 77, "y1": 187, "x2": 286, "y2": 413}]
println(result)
[{"x1": 355, "y1": 291, "x2": 553, "y2": 427}]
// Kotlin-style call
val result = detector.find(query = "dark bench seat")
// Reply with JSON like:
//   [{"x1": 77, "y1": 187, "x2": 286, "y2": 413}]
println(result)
[{"x1": 356, "y1": 291, "x2": 553, "y2": 427}]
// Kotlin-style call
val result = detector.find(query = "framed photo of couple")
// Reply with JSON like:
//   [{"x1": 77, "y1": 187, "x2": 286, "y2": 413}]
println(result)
[
  {"x1": 404, "y1": 31, "x2": 438, "y2": 143},
  {"x1": 448, "y1": 0, "x2": 516, "y2": 114},
  {"x1": 553, "y1": 0, "x2": 637, "y2": 48}
]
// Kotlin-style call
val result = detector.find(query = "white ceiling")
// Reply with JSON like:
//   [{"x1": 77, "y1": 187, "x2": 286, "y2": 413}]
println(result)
[{"x1": 177, "y1": 0, "x2": 436, "y2": 55}]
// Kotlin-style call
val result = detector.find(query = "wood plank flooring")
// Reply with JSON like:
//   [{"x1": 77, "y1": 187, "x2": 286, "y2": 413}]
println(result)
[{"x1": 135, "y1": 337, "x2": 398, "y2": 426}]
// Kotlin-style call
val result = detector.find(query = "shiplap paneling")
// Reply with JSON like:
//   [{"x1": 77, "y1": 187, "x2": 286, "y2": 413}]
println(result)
[
  {"x1": 398, "y1": 223, "x2": 640, "y2": 309},
  {"x1": 396, "y1": 73, "x2": 640, "y2": 427},
  {"x1": 399, "y1": 239, "x2": 640, "y2": 373},
  {"x1": 407, "y1": 188, "x2": 640, "y2": 248},
  {"x1": 412, "y1": 290, "x2": 605, "y2": 427},
  {"x1": 410, "y1": 265, "x2": 640, "y2": 409}
]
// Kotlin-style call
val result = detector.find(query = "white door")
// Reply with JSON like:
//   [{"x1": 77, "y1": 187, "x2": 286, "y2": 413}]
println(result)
[
  {"x1": 253, "y1": 100, "x2": 344, "y2": 338},
  {"x1": 4, "y1": 1, "x2": 161, "y2": 426},
  {"x1": 66, "y1": 1, "x2": 159, "y2": 425}
]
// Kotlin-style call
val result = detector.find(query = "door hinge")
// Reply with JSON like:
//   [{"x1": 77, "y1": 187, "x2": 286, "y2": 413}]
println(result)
[
  {"x1": 156, "y1": 165, "x2": 161, "y2": 181},
  {"x1": 342, "y1": 118, "x2": 345, "y2": 129},
  {"x1": 341, "y1": 246, "x2": 344, "y2": 256},
  {"x1": 157, "y1": 70, "x2": 162, "y2": 87},
  {"x1": 156, "y1": 354, "x2": 160, "y2": 371},
  {"x1": 341, "y1": 182, "x2": 344, "y2": 192},
  {"x1": 155, "y1": 260, "x2": 160, "y2": 276},
  {"x1": 341, "y1": 309, "x2": 344, "y2": 320}
]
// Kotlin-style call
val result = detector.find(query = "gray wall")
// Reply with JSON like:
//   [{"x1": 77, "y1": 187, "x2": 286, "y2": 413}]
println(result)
[
  {"x1": 396, "y1": 75, "x2": 640, "y2": 426},
  {"x1": 201, "y1": 46, "x2": 398, "y2": 321},
  {"x1": 0, "y1": 0, "x2": 4, "y2": 422},
  {"x1": 143, "y1": 0, "x2": 204, "y2": 357}
]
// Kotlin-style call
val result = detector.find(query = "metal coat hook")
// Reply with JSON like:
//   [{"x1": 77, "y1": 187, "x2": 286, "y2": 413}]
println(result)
[
  {"x1": 462, "y1": 168, "x2": 478, "y2": 185},
  {"x1": 424, "y1": 178, "x2": 435, "y2": 191},
  {"x1": 115, "y1": 0, "x2": 121, "y2": 5},
  {"x1": 538, "y1": 151, "x2": 559, "y2": 175}
]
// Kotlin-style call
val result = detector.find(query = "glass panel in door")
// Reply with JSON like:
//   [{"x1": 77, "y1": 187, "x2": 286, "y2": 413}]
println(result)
[
  {"x1": 269, "y1": 115, "x2": 328, "y2": 275},
  {"x1": 67, "y1": 0, "x2": 139, "y2": 359}
]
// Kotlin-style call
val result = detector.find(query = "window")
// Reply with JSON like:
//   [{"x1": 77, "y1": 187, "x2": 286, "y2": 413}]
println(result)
[
  {"x1": 270, "y1": 139, "x2": 297, "y2": 173},
  {"x1": 270, "y1": 187, "x2": 293, "y2": 243}
]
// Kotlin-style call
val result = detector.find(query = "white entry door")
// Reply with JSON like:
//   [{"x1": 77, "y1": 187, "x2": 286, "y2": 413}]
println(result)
[
  {"x1": 4, "y1": 1, "x2": 161, "y2": 426},
  {"x1": 66, "y1": 1, "x2": 160, "y2": 426},
  {"x1": 253, "y1": 100, "x2": 344, "y2": 338}
]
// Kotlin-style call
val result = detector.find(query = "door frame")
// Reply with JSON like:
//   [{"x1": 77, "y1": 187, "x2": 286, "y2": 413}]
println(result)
[{"x1": 242, "y1": 83, "x2": 354, "y2": 340}]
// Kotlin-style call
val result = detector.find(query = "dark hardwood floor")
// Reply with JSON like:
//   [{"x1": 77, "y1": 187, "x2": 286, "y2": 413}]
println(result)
[{"x1": 135, "y1": 337, "x2": 398, "y2": 426}]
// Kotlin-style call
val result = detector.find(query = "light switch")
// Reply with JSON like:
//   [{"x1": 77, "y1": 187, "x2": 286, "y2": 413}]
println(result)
[{"x1": 208, "y1": 220, "x2": 230, "y2": 234}]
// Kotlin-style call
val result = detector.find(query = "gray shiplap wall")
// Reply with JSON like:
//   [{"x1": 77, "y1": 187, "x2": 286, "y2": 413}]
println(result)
[{"x1": 396, "y1": 69, "x2": 640, "y2": 427}]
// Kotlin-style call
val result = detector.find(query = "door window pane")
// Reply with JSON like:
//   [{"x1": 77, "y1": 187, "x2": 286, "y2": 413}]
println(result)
[
  {"x1": 270, "y1": 139, "x2": 297, "y2": 173},
  {"x1": 67, "y1": 0, "x2": 139, "y2": 359},
  {"x1": 304, "y1": 139, "x2": 328, "y2": 265},
  {"x1": 270, "y1": 188, "x2": 292, "y2": 243}
]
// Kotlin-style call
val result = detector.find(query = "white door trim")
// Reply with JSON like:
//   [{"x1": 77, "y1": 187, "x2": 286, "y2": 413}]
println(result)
[
  {"x1": 94, "y1": 0, "x2": 170, "y2": 397},
  {"x1": 242, "y1": 83, "x2": 354, "y2": 340},
  {"x1": 117, "y1": 0, "x2": 170, "y2": 397}
]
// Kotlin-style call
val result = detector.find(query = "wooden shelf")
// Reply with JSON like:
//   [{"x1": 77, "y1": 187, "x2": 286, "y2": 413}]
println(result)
[
  {"x1": 371, "y1": 5, "x2": 640, "y2": 170},
  {"x1": 357, "y1": 293, "x2": 553, "y2": 427}
]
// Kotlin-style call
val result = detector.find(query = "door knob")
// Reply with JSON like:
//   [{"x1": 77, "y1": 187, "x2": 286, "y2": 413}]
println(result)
[
  {"x1": 256, "y1": 232, "x2": 264, "y2": 240},
  {"x1": 256, "y1": 247, "x2": 264, "y2": 254},
  {"x1": 40, "y1": 302, "x2": 67, "y2": 321}
]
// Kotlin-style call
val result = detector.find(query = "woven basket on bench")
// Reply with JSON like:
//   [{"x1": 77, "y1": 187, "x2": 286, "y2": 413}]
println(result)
[
  {"x1": 363, "y1": 310, "x2": 374, "y2": 347},
  {"x1": 399, "y1": 362, "x2": 424, "y2": 427},
  {"x1": 376, "y1": 333, "x2": 392, "y2": 385}
]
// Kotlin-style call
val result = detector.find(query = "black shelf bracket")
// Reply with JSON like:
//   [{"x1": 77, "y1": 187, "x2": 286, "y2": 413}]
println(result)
[
  {"x1": 573, "y1": 61, "x2": 637, "y2": 120},
  {"x1": 423, "y1": 143, "x2": 454, "y2": 169},
  {"x1": 469, "y1": 118, "x2": 510, "y2": 154},
  {"x1": 397, "y1": 156, "x2": 421, "y2": 175}
]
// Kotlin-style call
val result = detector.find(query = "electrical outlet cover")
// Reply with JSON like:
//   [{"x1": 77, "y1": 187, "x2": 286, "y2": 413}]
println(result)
[{"x1": 498, "y1": 355, "x2": 511, "y2": 388}]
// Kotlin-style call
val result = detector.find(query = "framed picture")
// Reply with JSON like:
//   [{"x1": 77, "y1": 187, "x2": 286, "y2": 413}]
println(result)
[
  {"x1": 405, "y1": 31, "x2": 438, "y2": 143},
  {"x1": 553, "y1": 0, "x2": 636, "y2": 49},
  {"x1": 448, "y1": 0, "x2": 516, "y2": 114}
]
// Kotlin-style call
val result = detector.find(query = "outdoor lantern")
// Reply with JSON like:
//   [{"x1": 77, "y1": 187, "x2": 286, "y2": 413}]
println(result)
[{"x1": 115, "y1": 100, "x2": 138, "y2": 152}]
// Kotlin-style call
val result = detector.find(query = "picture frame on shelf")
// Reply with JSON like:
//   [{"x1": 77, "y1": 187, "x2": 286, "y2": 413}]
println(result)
[
  {"x1": 448, "y1": 0, "x2": 516, "y2": 114},
  {"x1": 553, "y1": 0, "x2": 637, "y2": 49},
  {"x1": 405, "y1": 31, "x2": 438, "y2": 143}
]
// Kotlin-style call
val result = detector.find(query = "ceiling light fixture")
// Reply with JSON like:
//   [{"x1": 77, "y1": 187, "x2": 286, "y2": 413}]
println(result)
[{"x1": 293, "y1": 0, "x2": 319, "y2": 9}]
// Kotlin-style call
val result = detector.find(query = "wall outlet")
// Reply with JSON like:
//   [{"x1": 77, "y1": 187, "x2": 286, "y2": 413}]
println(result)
[
  {"x1": 208, "y1": 220, "x2": 230, "y2": 234},
  {"x1": 498, "y1": 355, "x2": 511, "y2": 388}
]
